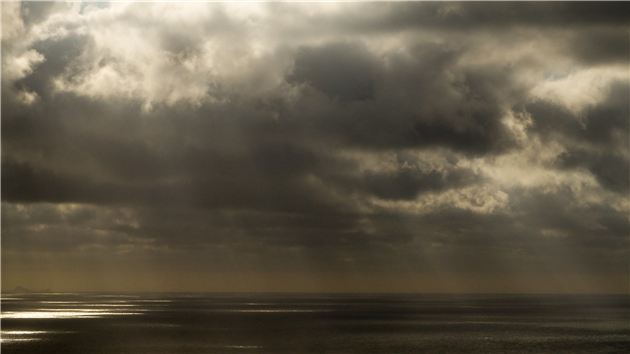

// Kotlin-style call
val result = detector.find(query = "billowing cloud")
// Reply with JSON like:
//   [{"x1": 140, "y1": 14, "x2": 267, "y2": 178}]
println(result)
[{"x1": 2, "y1": 2, "x2": 628, "y2": 293}]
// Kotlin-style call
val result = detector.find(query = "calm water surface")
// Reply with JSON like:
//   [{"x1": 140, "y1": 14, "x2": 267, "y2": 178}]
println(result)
[{"x1": 2, "y1": 293, "x2": 628, "y2": 353}]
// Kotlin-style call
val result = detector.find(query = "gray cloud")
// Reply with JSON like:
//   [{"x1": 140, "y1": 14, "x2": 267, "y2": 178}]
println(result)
[
  {"x1": 284, "y1": 2, "x2": 629, "y2": 37},
  {"x1": 15, "y1": 33, "x2": 91, "y2": 100},
  {"x1": 19, "y1": 1, "x2": 57, "y2": 28},
  {"x1": 527, "y1": 79, "x2": 629, "y2": 193},
  {"x1": 281, "y1": 41, "x2": 521, "y2": 155},
  {"x1": 331, "y1": 164, "x2": 485, "y2": 201},
  {"x1": 289, "y1": 42, "x2": 378, "y2": 102},
  {"x1": 526, "y1": 80, "x2": 629, "y2": 148},
  {"x1": 568, "y1": 27, "x2": 630, "y2": 65},
  {"x1": 557, "y1": 149, "x2": 629, "y2": 194}
]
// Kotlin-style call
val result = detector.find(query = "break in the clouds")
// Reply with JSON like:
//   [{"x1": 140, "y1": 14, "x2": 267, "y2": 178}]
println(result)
[{"x1": 2, "y1": 2, "x2": 628, "y2": 293}]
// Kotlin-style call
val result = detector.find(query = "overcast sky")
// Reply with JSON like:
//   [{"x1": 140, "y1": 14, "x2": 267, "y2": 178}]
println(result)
[{"x1": 2, "y1": 2, "x2": 628, "y2": 293}]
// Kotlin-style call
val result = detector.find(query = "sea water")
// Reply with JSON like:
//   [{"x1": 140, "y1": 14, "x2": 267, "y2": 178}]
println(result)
[{"x1": 2, "y1": 293, "x2": 628, "y2": 353}]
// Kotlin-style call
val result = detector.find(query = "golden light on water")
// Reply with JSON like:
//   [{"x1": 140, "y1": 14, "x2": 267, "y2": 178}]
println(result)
[
  {"x1": 1, "y1": 338, "x2": 42, "y2": 343},
  {"x1": 1, "y1": 309, "x2": 146, "y2": 319},
  {"x1": 1, "y1": 331, "x2": 52, "y2": 343}
]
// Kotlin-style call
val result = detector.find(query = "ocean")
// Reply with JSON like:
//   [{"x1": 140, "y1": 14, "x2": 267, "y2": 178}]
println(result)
[{"x1": 2, "y1": 293, "x2": 628, "y2": 353}]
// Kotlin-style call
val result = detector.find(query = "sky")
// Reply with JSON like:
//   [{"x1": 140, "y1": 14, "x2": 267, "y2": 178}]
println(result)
[{"x1": 1, "y1": 1, "x2": 628, "y2": 293}]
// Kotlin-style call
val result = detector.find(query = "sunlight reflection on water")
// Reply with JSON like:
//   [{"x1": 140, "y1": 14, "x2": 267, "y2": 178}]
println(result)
[
  {"x1": 1, "y1": 309, "x2": 145, "y2": 319},
  {"x1": 3, "y1": 331, "x2": 48, "y2": 335},
  {"x1": 1, "y1": 338, "x2": 43, "y2": 343},
  {"x1": 215, "y1": 309, "x2": 333, "y2": 313},
  {"x1": 1, "y1": 330, "x2": 76, "y2": 344}
]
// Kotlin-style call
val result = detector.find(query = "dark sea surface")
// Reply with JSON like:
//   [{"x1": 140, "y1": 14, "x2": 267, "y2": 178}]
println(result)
[{"x1": 1, "y1": 292, "x2": 628, "y2": 353}]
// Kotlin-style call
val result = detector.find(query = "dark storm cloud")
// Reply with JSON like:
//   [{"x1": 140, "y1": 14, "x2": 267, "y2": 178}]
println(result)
[
  {"x1": 1, "y1": 145, "x2": 346, "y2": 215},
  {"x1": 526, "y1": 80, "x2": 629, "y2": 193},
  {"x1": 283, "y1": 41, "x2": 520, "y2": 155},
  {"x1": 2, "y1": 158, "x2": 88, "y2": 203},
  {"x1": 376, "y1": 43, "x2": 520, "y2": 154},
  {"x1": 331, "y1": 165, "x2": 484, "y2": 201},
  {"x1": 400, "y1": 187, "x2": 629, "y2": 272},
  {"x1": 597, "y1": 214, "x2": 630, "y2": 238},
  {"x1": 302, "y1": 2, "x2": 629, "y2": 36},
  {"x1": 1, "y1": 92, "x2": 357, "y2": 215},
  {"x1": 568, "y1": 27, "x2": 630, "y2": 65},
  {"x1": 15, "y1": 33, "x2": 90, "y2": 100},
  {"x1": 19, "y1": 1, "x2": 56, "y2": 28},
  {"x1": 289, "y1": 42, "x2": 378, "y2": 102},
  {"x1": 1, "y1": 157, "x2": 184, "y2": 205},
  {"x1": 557, "y1": 149, "x2": 629, "y2": 194},
  {"x1": 526, "y1": 80, "x2": 629, "y2": 148},
  {"x1": 508, "y1": 186, "x2": 629, "y2": 248}
]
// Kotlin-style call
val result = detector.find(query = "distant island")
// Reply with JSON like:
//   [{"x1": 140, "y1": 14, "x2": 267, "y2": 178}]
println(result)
[{"x1": 3, "y1": 286, "x2": 53, "y2": 294}]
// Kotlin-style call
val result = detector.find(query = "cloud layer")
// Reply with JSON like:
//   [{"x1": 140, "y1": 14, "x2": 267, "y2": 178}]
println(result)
[{"x1": 2, "y1": 2, "x2": 628, "y2": 293}]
